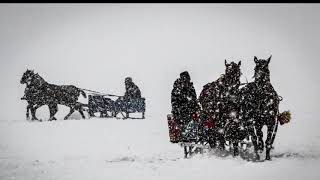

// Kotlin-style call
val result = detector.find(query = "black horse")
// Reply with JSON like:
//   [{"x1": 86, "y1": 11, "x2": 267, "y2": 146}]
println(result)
[
  {"x1": 239, "y1": 56, "x2": 281, "y2": 160},
  {"x1": 20, "y1": 70, "x2": 87, "y2": 120},
  {"x1": 199, "y1": 60, "x2": 244, "y2": 156},
  {"x1": 21, "y1": 86, "x2": 57, "y2": 121}
]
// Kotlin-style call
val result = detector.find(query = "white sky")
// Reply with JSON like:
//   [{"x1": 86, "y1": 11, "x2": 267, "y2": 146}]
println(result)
[{"x1": 0, "y1": 4, "x2": 319, "y2": 123}]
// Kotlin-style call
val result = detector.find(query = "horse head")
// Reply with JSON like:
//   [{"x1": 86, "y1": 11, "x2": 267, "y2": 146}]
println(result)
[
  {"x1": 253, "y1": 55, "x2": 271, "y2": 82},
  {"x1": 224, "y1": 59, "x2": 242, "y2": 84},
  {"x1": 20, "y1": 69, "x2": 35, "y2": 84}
]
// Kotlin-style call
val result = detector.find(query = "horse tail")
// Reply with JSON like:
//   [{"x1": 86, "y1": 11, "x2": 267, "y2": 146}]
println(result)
[
  {"x1": 277, "y1": 110, "x2": 291, "y2": 125},
  {"x1": 79, "y1": 89, "x2": 87, "y2": 98}
]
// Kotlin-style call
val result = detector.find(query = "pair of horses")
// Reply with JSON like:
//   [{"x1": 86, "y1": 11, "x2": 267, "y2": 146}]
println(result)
[
  {"x1": 198, "y1": 55, "x2": 282, "y2": 160},
  {"x1": 20, "y1": 70, "x2": 87, "y2": 121}
]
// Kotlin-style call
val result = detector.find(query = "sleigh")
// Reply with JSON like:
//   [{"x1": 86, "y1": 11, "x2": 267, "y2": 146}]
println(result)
[
  {"x1": 113, "y1": 97, "x2": 146, "y2": 119},
  {"x1": 167, "y1": 112, "x2": 216, "y2": 158},
  {"x1": 88, "y1": 94, "x2": 146, "y2": 119},
  {"x1": 167, "y1": 111, "x2": 256, "y2": 159}
]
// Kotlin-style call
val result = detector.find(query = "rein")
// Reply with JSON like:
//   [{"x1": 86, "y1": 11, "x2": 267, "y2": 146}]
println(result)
[{"x1": 80, "y1": 88, "x2": 123, "y2": 98}]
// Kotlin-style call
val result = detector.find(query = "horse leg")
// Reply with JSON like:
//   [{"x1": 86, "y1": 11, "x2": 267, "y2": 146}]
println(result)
[
  {"x1": 75, "y1": 103, "x2": 86, "y2": 119},
  {"x1": 218, "y1": 134, "x2": 225, "y2": 151},
  {"x1": 256, "y1": 124, "x2": 264, "y2": 152},
  {"x1": 30, "y1": 105, "x2": 39, "y2": 121},
  {"x1": 248, "y1": 126, "x2": 260, "y2": 160},
  {"x1": 79, "y1": 109, "x2": 86, "y2": 119},
  {"x1": 265, "y1": 123, "x2": 276, "y2": 160},
  {"x1": 233, "y1": 141, "x2": 239, "y2": 156},
  {"x1": 64, "y1": 107, "x2": 75, "y2": 120},
  {"x1": 189, "y1": 146, "x2": 193, "y2": 156},
  {"x1": 26, "y1": 104, "x2": 31, "y2": 120},
  {"x1": 48, "y1": 104, "x2": 58, "y2": 121}
]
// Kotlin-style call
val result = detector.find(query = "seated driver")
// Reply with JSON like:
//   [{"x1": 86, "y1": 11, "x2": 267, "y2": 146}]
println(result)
[{"x1": 123, "y1": 77, "x2": 141, "y2": 101}]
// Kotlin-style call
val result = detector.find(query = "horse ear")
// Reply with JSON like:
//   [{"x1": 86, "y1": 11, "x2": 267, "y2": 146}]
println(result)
[
  {"x1": 254, "y1": 56, "x2": 258, "y2": 63},
  {"x1": 225, "y1": 59, "x2": 228, "y2": 66},
  {"x1": 238, "y1": 61, "x2": 241, "y2": 66},
  {"x1": 267, "y1": 55, "x2": 272, "y2": 64}
]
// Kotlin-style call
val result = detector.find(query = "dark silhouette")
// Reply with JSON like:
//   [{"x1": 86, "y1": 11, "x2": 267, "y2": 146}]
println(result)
[
  {"x1": 88, "y1": 95, "x2": 114, "y2": 118},
  {"x1": 239, "y1": 56, "x2": 281, "y2": 160},
  {"x1": 199, "y1": 60, "x2": 244, "y2": 156},
  {"x1": 90, "y1": 77, "x2": 145, "y2": 119},
  {"x1": 86, "y1": 77, "x2": 145, "y2": 119},
  {"x1": 171, "y1": 71, "x2": 200, "y2": 141},
  {"x1": 117, "y1": 77, "x2": 144, "y2": 119},
  {"x1": 123, "y1": 77, "x2": 141, "y2": 100},
  {"x1": 20, "y1": 69, "x2": 87, "y2": 121},
  {"x1": 21, "y1": 85, "x2": 57, "y2": 121}
]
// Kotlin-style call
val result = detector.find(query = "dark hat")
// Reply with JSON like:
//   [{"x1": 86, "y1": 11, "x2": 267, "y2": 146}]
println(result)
[
  {"x1": 180, "y1": 71, "x2": 190, "y2": 80},
  {"x1": 125, "y1": 77, "x2": 132, "y2": 83}
]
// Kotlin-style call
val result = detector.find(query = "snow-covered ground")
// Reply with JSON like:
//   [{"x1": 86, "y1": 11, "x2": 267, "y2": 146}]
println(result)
[
  {"x1": 1, "y1": 4, "x2": 320, "y2": 180},
  {"x1": 0, "y1": 116, "x2": 319, "y2": 180}
]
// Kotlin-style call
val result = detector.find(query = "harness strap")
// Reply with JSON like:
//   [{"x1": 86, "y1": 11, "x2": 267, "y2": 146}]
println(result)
[{"x1": 80, "y1": 88, "x2": 122, "y2": 97}]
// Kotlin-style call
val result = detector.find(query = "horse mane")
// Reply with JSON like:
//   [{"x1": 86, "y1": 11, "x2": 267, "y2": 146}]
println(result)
[{"x1": 32, "y1": 73, "x2": 48, "y2": 87}]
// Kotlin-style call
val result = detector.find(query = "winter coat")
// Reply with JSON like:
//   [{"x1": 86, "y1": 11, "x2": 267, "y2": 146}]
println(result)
[
  {"x1": 171, "y1": 78, "x2": 200, "y2": 125},
  {"x1": 124, "y1": 82, "x2": 141, "y2": 100}
]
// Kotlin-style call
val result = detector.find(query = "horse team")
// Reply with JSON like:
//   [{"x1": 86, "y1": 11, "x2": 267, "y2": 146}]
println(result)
[
  {"x1": 168, "y1": 55, "x2": 290, "y2": 161},
  {"x1": 20, "y1": 71, "x2": 87, "y2": 121}
]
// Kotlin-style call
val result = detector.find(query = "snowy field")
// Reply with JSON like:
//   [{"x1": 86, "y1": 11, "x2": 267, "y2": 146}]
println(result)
[
  {"x1": 0, "y1": 116, "x2": 319, "y2": 180},
  {"x1": 1, "y1": 3, "x2": 320, "y2": 180}
]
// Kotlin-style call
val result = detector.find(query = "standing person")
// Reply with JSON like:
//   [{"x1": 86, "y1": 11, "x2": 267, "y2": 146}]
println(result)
[{"x1": 171, "y1": 71, "x2": 200, "y2": 141}]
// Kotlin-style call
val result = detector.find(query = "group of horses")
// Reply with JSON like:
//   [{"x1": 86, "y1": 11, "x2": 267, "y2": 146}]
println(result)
[
  {"x1": 179, "y1": 55, "x2": 289, "y2": 161},
  {"x1": 20, "y1": 70, "x2": 88, "y2": 121}
]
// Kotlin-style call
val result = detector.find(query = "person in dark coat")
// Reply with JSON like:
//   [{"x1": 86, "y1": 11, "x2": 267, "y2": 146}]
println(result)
[
  {"x1": 124, "y1": 77, "x2": 141, "y2": 101},
  {"x1": 171, "y1": 71, "x2": 200, "y2": 129}
]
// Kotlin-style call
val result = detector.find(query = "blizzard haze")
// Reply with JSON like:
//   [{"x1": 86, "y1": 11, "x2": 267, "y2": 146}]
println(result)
[
  {"x1": 0, "y1": 4, "x2": 319, "y2": 123},
  {"x1": 0, "y1": 3, "x2": 320, "y2": 180}
]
